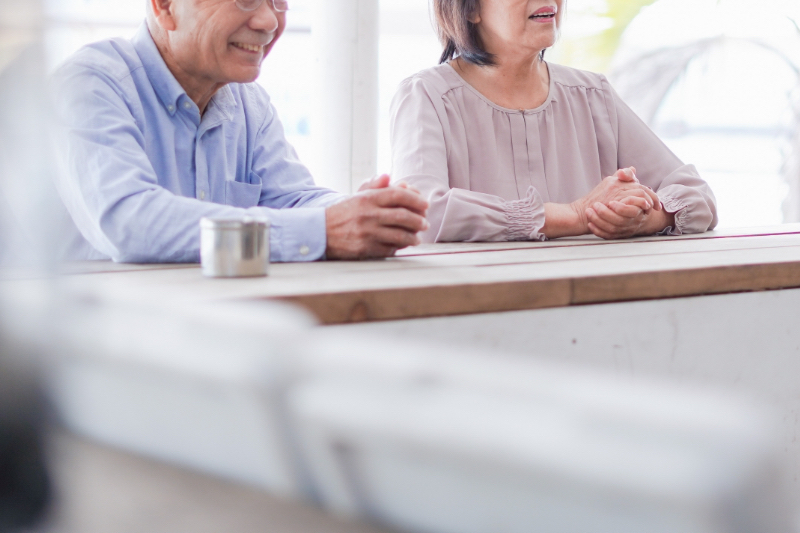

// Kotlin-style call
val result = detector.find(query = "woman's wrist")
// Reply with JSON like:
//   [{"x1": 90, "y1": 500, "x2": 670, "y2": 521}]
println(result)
[
  {"x1": 640, "y1": 207, "x2": 675, "y2": 235},
  {"x1": 543, "y1": 202, "x2": 588, "y2": 239}
]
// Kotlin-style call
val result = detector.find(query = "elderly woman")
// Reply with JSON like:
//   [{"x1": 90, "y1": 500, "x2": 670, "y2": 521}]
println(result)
[{"x1": 390, "y1": 0, "x2": 717, "y2": 242}]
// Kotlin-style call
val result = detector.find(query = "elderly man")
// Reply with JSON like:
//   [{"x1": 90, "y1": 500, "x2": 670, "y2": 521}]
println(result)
[{"x1": 53, "y1": 0, "x2": 428, "y2": 263}]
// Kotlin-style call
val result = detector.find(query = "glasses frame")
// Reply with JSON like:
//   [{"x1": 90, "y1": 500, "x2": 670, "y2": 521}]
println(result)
[{"x1": 233, "y1": 0, "x2": 288, "y2": 13}]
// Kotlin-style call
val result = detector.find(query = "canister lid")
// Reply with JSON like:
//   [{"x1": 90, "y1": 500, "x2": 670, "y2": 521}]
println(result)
[{"x1": 200, "y1": 217, "x2": 269, "y2": 230}]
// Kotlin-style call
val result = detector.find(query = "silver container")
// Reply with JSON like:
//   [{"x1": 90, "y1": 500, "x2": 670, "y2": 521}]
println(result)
[{"x1": 200, "y1": 217, "x2": 269, "y2": 278}]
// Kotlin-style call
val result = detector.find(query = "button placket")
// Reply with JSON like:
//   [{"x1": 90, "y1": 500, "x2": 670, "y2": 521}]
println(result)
[
  {"x1": 524, "y1": 112, "x2": 548, "y2": 200},
  {"x1": 195, "y1": 133, "x2": 211, "y2": 202},
  {"x1": 509, "y1": 113, "x2": 532, "y2": 199}
]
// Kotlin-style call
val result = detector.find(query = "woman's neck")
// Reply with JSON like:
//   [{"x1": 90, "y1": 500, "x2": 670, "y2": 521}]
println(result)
[{"x1": 452, "y1": 52, "x2": 550, "y2": 111}]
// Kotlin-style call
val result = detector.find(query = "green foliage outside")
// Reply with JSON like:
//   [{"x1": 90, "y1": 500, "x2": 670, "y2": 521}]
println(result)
[{"x1": 552, "y1": 0, "x2": 660, "y2": 73}]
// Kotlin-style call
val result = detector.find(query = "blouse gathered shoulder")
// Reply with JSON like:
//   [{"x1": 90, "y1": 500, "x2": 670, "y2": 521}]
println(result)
[{"x1": 389, "y1": 62, "x2": 718, "y2": 242}]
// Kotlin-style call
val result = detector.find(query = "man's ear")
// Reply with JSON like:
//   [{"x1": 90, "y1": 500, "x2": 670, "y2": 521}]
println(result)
[{"x1": 150, "y1": 0, "x2": 177, "y2": 31}]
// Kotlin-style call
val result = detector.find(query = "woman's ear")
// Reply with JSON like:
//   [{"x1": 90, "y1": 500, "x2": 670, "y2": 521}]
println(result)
[
  {"x1": 467, "y1": 0, "x2": 481, "y2": 24},
  {"x1": 150, "y1": 0, "x2": 177, "y2": 31}
]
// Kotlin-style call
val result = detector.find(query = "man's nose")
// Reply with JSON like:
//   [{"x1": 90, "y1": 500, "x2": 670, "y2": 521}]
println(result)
[{"x1": 248, "y1": 1, "x2": 280, "y2": 33}]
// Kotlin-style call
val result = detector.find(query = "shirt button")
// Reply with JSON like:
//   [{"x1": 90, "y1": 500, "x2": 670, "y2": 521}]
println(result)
[
  {"x1": 299, "y1": 245, "x2": 310, "y2": 256},
  {"x1": 167, "y1": 105, "x2": 175, "y2": 112},
  {"x1": 199, "y1": 190, "x2": 206, "y2": 200},
  {"x1": 183, "y1": 102, "x2": 192, "y2": 109}
]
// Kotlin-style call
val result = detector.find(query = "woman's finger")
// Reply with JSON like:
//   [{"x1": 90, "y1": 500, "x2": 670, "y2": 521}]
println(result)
[
  {"x1": 586, "y1": 207, "x2": 626, "y2": 235},
  {"x1": 618, "y1": 195, "x2": 651, "y2": 212},
  {"x1": 641, "y1": 186, "x2": 662, "y2": 211},
  {"x1": 619, "y1": 188, "x2": 654, "y2": 209},
  {"x1": 615, "y1": 167, "x2": 637, "y2": 183},
  {"x1": 587, "y1": 205, "x2": 642, "y2": 238},
  {"x1": 608, "y1": 201, "x2": 643, "y2": 219},
  {"x1": 586, "y1": 208, "x2": 616, "y2": 234},
  {"x1": 588, "y1": 222, "x2": 617, "y2": 240},
  {"x1": 592, "y1": 202, "x2": 631, "y2": 227}
]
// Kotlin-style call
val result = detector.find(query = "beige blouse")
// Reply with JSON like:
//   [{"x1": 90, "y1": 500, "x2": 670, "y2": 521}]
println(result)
[{"x1": 389, "y1": 63, "x2": 718, "y2": 242}]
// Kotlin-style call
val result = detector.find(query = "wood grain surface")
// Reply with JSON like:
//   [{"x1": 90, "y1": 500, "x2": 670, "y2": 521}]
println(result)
[{"x1": 37, "y1": 226, "x2": 800, "y2": 325}]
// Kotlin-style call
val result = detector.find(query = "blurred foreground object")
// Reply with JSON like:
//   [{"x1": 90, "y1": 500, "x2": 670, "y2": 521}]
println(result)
[
  {"x1": 40, "y1": 430, "x2": 386, "y2": 533},
  {"x1": 48, "y1": 297, "x2": 315, "y2": 494},
  {"x1": 0, "y1": 350, "x2": 49, "y2": 532},
  {"x1": 40, "y1": 286, "x2": 794, "y2": 533},
  {"x1": 0, "y1": 0, "x2": 60, "y2": 271},
  {"x1": 0, "y1": 0, "x2": 54, "y2": 529},
  {"x1": 293, "y1": 336, "x2": 791, "y2": 533}
]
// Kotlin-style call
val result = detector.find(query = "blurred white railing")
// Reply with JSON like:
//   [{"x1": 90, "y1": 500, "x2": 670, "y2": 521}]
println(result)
[{"x1": 34, "y1": 288, "x2": 795, "y2": 533}]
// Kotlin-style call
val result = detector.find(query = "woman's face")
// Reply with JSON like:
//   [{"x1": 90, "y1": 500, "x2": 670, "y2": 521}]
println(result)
[{"x1": 473, "y1": 0, "x2": 563, "y2": 59}]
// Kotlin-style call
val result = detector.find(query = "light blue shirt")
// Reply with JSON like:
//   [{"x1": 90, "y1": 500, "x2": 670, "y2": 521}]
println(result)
[{"x1": 53, "y1": 24, "x2": 345, "y2": 263}]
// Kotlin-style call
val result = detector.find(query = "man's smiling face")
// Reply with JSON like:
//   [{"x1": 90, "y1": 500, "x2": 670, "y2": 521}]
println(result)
[{"x1": 166, "y1": 0, "x2": 286, "y2": 86}]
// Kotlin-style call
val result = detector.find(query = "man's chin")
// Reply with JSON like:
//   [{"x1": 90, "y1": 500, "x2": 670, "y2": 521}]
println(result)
[{"x1": 227, "y1": 68, "x2": 262, "y2": 85}]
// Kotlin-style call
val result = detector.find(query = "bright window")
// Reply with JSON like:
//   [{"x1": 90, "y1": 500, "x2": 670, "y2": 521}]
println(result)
[{"x1": 44, "y1": 0, "x2": 800, "y2": 227}]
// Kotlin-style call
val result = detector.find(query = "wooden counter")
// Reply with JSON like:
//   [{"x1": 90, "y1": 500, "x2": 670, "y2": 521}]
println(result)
[{"x1": 44, "y1": 224, "x2": 800, "y2": 325}]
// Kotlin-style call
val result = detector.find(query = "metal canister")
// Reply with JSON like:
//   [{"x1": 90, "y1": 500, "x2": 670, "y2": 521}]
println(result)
[{"x1": 200, "y1": 217, "x2": 269, "y2": 278}]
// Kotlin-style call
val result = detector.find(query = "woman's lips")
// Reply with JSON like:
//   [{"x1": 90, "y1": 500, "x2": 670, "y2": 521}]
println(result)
[{"x1": 529, "y1": 6, "x2": 557, "y2": 23}]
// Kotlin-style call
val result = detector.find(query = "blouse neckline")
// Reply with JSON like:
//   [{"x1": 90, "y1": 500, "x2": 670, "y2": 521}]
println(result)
[{"x1": 442, "y1": 61, "x2": 556, "y2": 115}]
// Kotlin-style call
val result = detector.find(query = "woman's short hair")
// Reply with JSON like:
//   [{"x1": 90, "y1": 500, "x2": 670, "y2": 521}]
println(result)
[
  {"x1": 433, "y1": 0, "x2": 547, "y2": 66},
  {"x1": 433, "y1": 0, "x2": 494, "y2": 66}
]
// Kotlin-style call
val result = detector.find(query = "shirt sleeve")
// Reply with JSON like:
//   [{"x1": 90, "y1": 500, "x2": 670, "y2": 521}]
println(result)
[
  {"x1": 389, "y1": 77, "x2": 546, "y2": 243},
  {"x1": 251, "y1": 92, "x2": 347, "y2": 211},
  {"x1": 53, "y1": 65, "x2": 339, "y2": 264},
  {"x1": 603, "y1": 77, "x2": 718, "y2": 235},
  {"x1": 250, "y1": 95, "x2": 347, "y2": 261}
]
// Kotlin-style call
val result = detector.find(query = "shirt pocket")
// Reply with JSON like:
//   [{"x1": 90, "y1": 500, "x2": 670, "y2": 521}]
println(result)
[{"x1": 225, "y1": 174, "x2": 263, "y2": 208}]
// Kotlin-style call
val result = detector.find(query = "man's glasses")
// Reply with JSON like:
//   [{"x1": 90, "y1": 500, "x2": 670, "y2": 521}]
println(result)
[{"x1": 234, "y1": 0, "x2": 288, "y2": 12}]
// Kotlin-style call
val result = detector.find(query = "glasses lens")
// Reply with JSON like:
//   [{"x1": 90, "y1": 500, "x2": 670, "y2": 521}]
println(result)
[
  {"x1": 235, "y1": 0, "x2": 261, "y2": 11},
  {"x1": 234, "y1": 0, "x2": 288, "y2": 11}
]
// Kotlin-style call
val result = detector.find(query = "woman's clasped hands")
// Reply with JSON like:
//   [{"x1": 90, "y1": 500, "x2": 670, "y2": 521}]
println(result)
[{"x1": 578, "y1": 167, "x2": 674, "y2": 239}]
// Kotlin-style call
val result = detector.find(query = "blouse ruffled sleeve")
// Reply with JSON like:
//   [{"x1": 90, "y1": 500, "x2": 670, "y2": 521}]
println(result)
[
  {"x1": 602, "y1": 77, "x2": 718, "y2": 235},
  {"x1": 389, "y1": 77, "x2": 546, "y2": 242}
]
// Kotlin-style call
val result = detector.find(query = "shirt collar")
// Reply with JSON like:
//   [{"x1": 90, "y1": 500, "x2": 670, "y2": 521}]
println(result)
[
  {"x1": 209, "y1": 85, "x2": 236, "y2": 119},
  {"x1": 131, "y1": 23, "x2": 239, "y2": 122},
  {"x1": 131, "y1": 23, "x2": 189, "y2": 116},
  {"x1": 197, "y1": 86, "x2": 236, "y2": 132}
]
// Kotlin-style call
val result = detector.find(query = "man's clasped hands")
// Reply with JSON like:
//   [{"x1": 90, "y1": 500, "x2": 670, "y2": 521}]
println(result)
[{"x1": 325, "y1": 175, "x2": 429, "y2": 259}]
